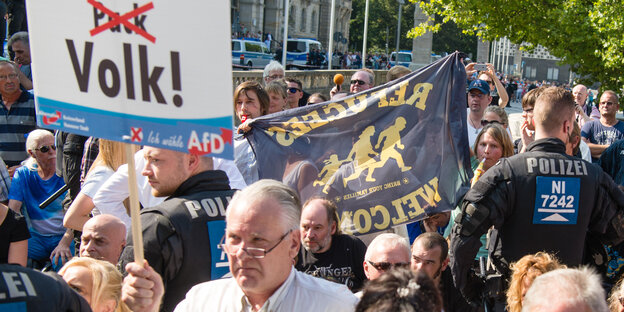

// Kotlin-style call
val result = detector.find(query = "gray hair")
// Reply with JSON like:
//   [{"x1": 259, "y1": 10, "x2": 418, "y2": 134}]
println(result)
[
  {"x1": 8, "y1": 31, "x2": 29, "y2": 48},
  {"x1": 354, "y1": 69, "x2": 374, "y2": 84},
  {"x1": 0, "y1": 60, "x2": 18, "y2": 74},
  {"x1": 484, "y1": 105, "x2": 509, "y2": 127},
  {"x1": 226, "y1": 179, "x2": 301, "y2": 231},
  {"x1": 365, "y1": 233, "x2": 410, "y2": 261},
  {"x1": 26, "y1": 129, "x2": 53, "y2": 152},
  {"x1": 263, "y1": 60, "x2": 284, "y2": 79},
  {"x1": 25, "y1": 129, "x2": 54, "y2": 169},
  {"x1": 521, "y1": 267, "x2": 607, "y2": 312}
]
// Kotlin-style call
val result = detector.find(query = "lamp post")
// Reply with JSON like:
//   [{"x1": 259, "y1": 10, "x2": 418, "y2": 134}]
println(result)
[
  {"x1": 281, "y1": 0, "x2": 289, "y2": 67},
  {"x1": 327, "y1": 0, "x2": 336, "y2": 69},
  {"x1": 395, "y1": 0, "x2": 404, "y2": 55}
]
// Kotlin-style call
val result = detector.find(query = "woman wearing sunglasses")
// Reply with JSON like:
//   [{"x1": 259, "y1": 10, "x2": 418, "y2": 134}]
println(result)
[{"x1": 8, "y1": 129, "x2": 74, "y2": 271}]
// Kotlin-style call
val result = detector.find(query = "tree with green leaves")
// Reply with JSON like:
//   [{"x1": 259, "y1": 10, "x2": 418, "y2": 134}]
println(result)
[
  {"x1": 350, "y1": 0, "x2": 415, "y2": 53},
  {"x1": 409, "y1": 0, "x2": 624, "y2": 93}
]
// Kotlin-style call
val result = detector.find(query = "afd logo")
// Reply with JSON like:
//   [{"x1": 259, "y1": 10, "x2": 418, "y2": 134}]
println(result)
[
  {"x1": 187, "y1": 128, "x2": 233, "y2": 155},
  {"x1": 41, "y1": 110, "x2": 62, "y2": 126}
]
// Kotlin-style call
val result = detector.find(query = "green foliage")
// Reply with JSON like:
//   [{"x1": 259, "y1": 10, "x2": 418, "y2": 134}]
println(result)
[
  {"x1": 350, "y1": 0, "x2": 478, "y2": 57},
  {"x1": 409, "y1": 0, "x2": 624, "y2": 92},
  {"x1": 349, "y1": 0, "x2": 415, "y2": 52}
]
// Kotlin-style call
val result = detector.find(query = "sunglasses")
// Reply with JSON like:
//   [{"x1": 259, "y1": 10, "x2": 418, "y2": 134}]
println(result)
[
  {"x1": 35, "y1": 145, "x2": 56, "y2": 153},
  {"x1": 480, "y1": 120, "x2": 502, "y2": 127},
  {"x1": 350, "y1": 79, "x2": 366, "y2": 86},
  {"x1": 367, "y1": 260, "x2": 409, "y2": 271},
  {"x1": 485, "y1": 80, "x2": 494, "y2": 85},
  {"x1": 287, "y1": 87, "x2": 301, "y2": 94}
]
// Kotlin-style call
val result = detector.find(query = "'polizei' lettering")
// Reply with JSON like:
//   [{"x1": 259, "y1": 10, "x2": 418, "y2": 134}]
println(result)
[{"x1": 526, "y1": 157, "x2": 587, "y2": 176}]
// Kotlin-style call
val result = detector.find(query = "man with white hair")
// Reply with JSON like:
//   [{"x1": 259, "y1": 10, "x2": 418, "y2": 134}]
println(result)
[
  {"x1": 122, "y1": 180, "x2": 358, "y2": 312},
  {"x1": 363, "y1": 233, "x2": 410, "y2": 281},
  {"x1": 263, "y1": 60, "x2": 285, "y2": 85},
  {"x1": 521, "y1": 267, "x2": 608, "y2": 312},
  {"x1": 8, "y1": 129, "x2": 73, "y2": 270}
]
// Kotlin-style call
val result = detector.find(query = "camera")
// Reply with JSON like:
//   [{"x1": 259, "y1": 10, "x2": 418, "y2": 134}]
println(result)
[{"x1": 474, "y1": 63, "x2": 488, "y2": 71}]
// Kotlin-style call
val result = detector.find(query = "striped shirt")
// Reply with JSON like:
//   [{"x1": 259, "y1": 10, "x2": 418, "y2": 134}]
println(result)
[{"x1": 0, "y1": 91, "x2": 36, "y2": 167}]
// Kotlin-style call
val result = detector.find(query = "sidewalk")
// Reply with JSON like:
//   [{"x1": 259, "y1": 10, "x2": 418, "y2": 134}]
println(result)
[{"x1": 505, "y1": 100, "x2": 523, "y2": 142}]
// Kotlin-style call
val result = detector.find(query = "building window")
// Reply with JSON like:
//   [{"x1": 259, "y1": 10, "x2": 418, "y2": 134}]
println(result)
[
  {"x1": 289, "y1": 5, "x2": 296, "y2": 29},
  {"x1": 311, "y1": 10, "x2": 317, "y2": 33},
  {"x1": 301, "y1": 8, "x2": 306, "y2": 32},
  {"x1": 547, "y1": 67, "x2": 559, "y2": 80},
  {"x1": 525, "y1": 66, "x2": 537, "y2": 79}
]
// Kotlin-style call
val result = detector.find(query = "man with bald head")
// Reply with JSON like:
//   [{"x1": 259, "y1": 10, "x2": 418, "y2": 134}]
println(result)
[
  {"x1": 363, "y1": 233, "x2": 410, "y2": 281},
  {"x1": 572, "y1": 84, "x2": 592, "y2": 127},
  {"x1": 119, "y1": 147, "x2": 236, "y2": 312},
  {"x1": 296, "y1": 197, "x2": 367, "y2": 291},
  {"x1": 330, "y1": 69, "x2": 375, "y2": 99},
  {"x1": 80, "y1": 214, "x2": 126, "y2": 264}
]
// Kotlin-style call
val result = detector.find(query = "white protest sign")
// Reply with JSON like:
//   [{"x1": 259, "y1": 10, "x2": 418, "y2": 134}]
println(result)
[{"x1": 26, "y1": 0, "x2": 234, "y2": 158}]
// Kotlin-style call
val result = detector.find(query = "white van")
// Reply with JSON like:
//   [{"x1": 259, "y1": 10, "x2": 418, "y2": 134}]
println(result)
[
  {"x1": 388, "y1": 51, "x2": 414, "y2": 68},
  {"x1": 286, "y1": 38, "x2": 323, "y2": 66},
  {"x1": 232, "y1": 39, "x2": 273, "y2": 69}
]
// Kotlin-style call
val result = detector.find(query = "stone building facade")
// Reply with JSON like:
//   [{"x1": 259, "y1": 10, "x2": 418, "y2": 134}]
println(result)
[
  {"x1": 486, "y1": 38, "x2": 571, "y2": 83},
  {"x1": 231, "y1": 0, "x2": 351, "y2": 52}
]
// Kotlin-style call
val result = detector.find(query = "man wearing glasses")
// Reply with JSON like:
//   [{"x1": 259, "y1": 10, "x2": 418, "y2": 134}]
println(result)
[
  {"x1": 262, "y1": 60, "x2": 285, "y2": 85},
  {"x1": 122, "y1": 180, "x2": 357, "y2": 312},
  {"x1": 581, "y1": 90, "x2": 624, "y2": 162},
  {"x1": 411, "y1": 232, "x2": 475, "y2": 312},
  {"x1": 284, "y1": 77, "x2": 308, "y2": 108},
  {"x1": 363, "y1": 233, "x2": 410, "y2": 281},
  {"x1": 466, "y1": 79, "x2": 492, "y2": 146},
  {"x1": 0, "y1": 60, "x2": 36, "y2": 171},
  {"x1": 118, "y1": 146, "x2": 236, "y2": 312},
  {"x1": 329, "y1": 69, "x2": 375, "y2": 99},
  {"x1": 296, "y1": 197, "x2": 367, "y2": 292}
]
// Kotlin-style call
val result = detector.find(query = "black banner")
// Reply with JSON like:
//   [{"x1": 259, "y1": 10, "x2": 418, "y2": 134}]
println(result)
[{"x1": 247, "y1": 52, "x2": 472, "y2": 235}]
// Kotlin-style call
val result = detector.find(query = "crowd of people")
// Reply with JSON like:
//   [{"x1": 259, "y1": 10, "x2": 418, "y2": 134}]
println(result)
[{"x1": 2, "y1": 21, "x2": 624, "y2": 312}]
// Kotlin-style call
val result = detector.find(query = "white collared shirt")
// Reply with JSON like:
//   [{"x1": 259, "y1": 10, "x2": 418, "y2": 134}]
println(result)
[{"x1": 174, "y1": 267, "x2": 358, "y2": 312}]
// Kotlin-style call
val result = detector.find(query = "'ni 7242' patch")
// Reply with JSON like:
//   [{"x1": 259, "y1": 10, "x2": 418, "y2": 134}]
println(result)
[{"x1": 533, "y1": 176, "x2": 580, "y2": 224}]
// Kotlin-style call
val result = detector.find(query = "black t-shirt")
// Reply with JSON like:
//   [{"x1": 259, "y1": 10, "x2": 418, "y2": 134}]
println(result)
[
  {"x1": 295, "y1": 234, "x2": 367, "y2": 292},
  {"x1": 0, "y1": 209, "x2": 30, "y2": 264},
  {"x1": 0, "y1": 264, "x2": 92, "y2": 311}
]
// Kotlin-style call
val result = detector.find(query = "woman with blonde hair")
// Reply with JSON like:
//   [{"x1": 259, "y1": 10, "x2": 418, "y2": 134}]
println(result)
[
  {"x1": 473, "y1": 123, "x2": 515, "y2": 170},
  {"x1": 609, "y1": 277, "x2": 624, "y2": 312},
  {"x1": 506, "y1": 252, "x2": 566, "y2": 312},
  {"x1": 64, "y1": 140, "x2": 133, "y2": 232},
  {"x1": 59, "y1": 257, "x2": 130, "y2": 312}
]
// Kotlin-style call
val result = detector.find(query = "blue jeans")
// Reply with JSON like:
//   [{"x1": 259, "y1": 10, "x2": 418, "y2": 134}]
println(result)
[{"x1": 28, "y1": 231, "x2": 75, "y2": 271}]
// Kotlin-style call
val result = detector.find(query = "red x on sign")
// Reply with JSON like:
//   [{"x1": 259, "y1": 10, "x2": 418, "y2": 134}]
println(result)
[
  {"x1": 88, "y1": 0, "x2": 156, "y2": 43},
  {"x1": 131, "y1": 127, "x2": 143, "y2": 142}
]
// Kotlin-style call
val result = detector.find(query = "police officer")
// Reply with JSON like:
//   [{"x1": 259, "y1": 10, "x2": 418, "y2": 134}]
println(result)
[
  {"x1": 119, "y1": 147, "x2": 236, "y2": 312},
  {"x1": 0, "y1": 264, "x2": 91, "y2": 311},
  {"x1": 450, "y1": 87, "x2": 624, "y2": 303}
]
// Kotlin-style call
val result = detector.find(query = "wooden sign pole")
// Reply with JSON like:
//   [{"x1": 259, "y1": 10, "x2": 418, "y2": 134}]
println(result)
[{"x1": 125, "y1": 143, "x2": 144, "y2": 264}]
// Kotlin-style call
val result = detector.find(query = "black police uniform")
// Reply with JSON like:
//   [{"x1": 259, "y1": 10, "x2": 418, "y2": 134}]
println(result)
[
  {"x1": 450, "y1": 138, "x2": 624, "y2": 301},
  {"x1": 0, "y1": 264, "x2": 91, "y2": 311},
  {"x1": 120, "y1": 170, "x2": 236, "y2": 312}
]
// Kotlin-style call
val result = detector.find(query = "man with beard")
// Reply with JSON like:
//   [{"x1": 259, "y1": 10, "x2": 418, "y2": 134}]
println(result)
[
  {"x1": 411, "y1": 232, "x2": 475, "y2": 312},
  {"x1": 296, "y1": 197, "x2": 367, "y2": 292},
  {"x1": 118, "y1": 146, "x2": 236, "y2": 312}
]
